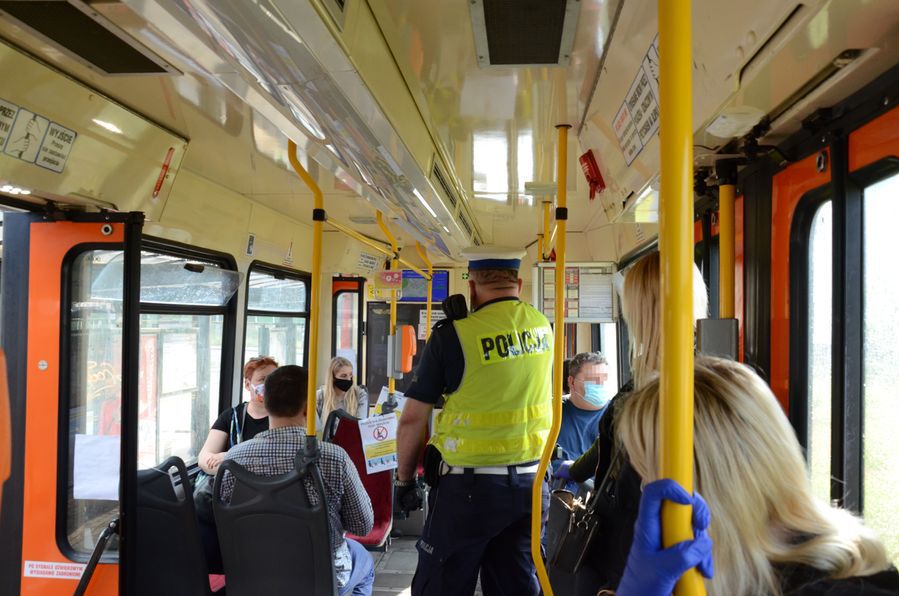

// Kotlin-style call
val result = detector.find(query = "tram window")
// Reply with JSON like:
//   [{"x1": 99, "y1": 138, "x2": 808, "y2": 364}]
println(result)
[
  {"x1": 807, "y1": 200, "x2": 832, "y2": 503},
  {"x1": 862, "y1": 172, "x2": 899, "y2": 560},
  {"x1": 244, "y1": 266, "x2": 309, "y2": 366},
  {"x1": 65, "y1": 249, "x2": 122, "y2": 555},
  {"x1": 64, "y1": 248, "x2": 236, "y2": 557},
  {"x1": 334, "y1": 291, "x2": 360, "y2": 367}
]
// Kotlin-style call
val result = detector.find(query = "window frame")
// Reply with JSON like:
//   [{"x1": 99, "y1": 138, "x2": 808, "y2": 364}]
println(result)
[
  {"x1": 56, "y1": 237, "x2": 238, "y2": 562},
  {"x1": 241, "y1": 261, "x2": 311, "y2": 369}
]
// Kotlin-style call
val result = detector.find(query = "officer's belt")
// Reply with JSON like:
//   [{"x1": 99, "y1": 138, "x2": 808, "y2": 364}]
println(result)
[{"x1": 443, "y1": 462, "x2": 540, "y2": 475}]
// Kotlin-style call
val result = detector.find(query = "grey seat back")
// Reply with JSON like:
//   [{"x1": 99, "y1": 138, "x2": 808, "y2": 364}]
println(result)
[
  {"x1": 213, "y1": 447, "x2": 337, "y2": 596},
  {"x1": 136, "y1": 456, "x2": 211, "y2": 596}
]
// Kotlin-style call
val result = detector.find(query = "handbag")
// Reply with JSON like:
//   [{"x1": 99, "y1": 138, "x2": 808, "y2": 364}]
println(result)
[{"x1": 547, "y1": 449, "x2": 623, "y2": 574}]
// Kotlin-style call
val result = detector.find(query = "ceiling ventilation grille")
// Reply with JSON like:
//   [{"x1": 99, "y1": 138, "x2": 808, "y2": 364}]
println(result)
[
  {"x1": 0, "y1": 0, "x2": 178, "y2": 75},
  {"x1": 430, "y1": 162, "x2": 458, "y2": 209},
  {"x1": 458, "y1": 212, "x2": 473, "y2": 238}
]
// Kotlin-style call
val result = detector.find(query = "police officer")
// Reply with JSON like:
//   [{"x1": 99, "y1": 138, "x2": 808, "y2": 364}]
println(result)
[{"x1": 395, "y1": 246, "x2": 553, "y2": 596}]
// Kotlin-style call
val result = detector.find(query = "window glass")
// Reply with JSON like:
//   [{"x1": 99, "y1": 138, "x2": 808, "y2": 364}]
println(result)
[
  {"x1": 66, "y1": 250, "x2": 122, "y2": 555},
  {"x1": 137, "y1": 313, "x2": 223, "y2": 469},
  {"x1": 807, "y1": 201, "x2": 832, "y2": 503},
  {"x1": 244, "y1": 268, "x2": 309, "y2": 367},
  {"x1": 244, "y1": 315, "x2": 306, "y2": 365},
  {"x1": 91, "y1": 251, "x2": 240, "y2": 306},
  {"x1": 248, "y1": 270, "x2": 307, "y2": 312},
  {"x1": 863, "y1": 173, "x2": 899, "y2": 562},
  {"x1": 65, "y1": 248, "x2": 232, "y2": 557},
  {"x1": 334, "y1": 291, "x2": 360, "y2": 369}
]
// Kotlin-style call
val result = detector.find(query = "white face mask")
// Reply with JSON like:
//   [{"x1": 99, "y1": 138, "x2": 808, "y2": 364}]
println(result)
[{"x1": 252, "y1": 383, "x2": 265, "y2": 401}]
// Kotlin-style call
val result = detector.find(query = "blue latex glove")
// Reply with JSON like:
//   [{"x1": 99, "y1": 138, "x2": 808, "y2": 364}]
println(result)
[
  {"x1": 554, "y1": 460, "x2": 574, "y2": 481},
  {"x1": 616, "y1": 479, "x2": 714, "y2": 596}
]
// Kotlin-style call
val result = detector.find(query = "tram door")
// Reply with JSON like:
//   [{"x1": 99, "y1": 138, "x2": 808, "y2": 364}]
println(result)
[{"x1": 0, "y1": 212, "x2": 143, "y2": 595}]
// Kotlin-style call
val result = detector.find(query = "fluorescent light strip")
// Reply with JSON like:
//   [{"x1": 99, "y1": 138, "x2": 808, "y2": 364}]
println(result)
[{"x1": 413, "y1": 189, "x2": 437, "y2": 218}]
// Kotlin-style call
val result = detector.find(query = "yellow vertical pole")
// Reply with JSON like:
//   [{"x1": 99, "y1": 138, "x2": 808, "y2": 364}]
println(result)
[
  {"x1": 288, "y1": 141, "x2": 322, "y2": 438},
  {"x1": 376, "y1": 211, "x2": 399, "y2": 397},
  {"x1": 659, "y1": 0, "x2": 704, "y2": 594},
  {"x1": 718, "y1": 183, "x2": 735, "y2": 319},
  {"x1": 532, "y1": 124, "x2": 570, "y2": 596},
  {"x1": 416, "y1": 242, "x2": 434, "y2": 340},
  {"x1": 542, "y1": 201, "x2": 552, "y2": 260}
]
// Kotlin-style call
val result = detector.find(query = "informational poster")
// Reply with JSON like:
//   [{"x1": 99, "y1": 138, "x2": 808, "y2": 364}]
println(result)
[
  {"x1": 73, "y1": 434, "x2": 120, "y2": 501},
  {"x1": 538, "y1": 263, "x2": 616, "y2": 322},
  {"x1": 612, "y1": 35, "x2": 660, "y2": 166},
  {"x1": 418, "y1": 308, "x2": 447, "y2": 339},
  {"x1": 358, "y1": 413, "x2": 398, "y2": 474}
]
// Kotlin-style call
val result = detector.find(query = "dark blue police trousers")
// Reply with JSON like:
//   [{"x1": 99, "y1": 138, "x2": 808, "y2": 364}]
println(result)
[{"x1": 411, "y1": 468, "x2": 550, "y2": 596}]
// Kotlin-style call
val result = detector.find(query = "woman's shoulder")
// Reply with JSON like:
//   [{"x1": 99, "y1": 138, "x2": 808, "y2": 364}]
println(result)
[{"x1": 780, "y1": 564, "x2": 899, "y2": 595}]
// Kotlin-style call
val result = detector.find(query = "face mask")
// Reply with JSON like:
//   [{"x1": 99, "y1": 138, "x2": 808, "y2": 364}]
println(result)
[
  {"x1": 582, "y1": 382, "x2": 615, "y2": 408},
  {"x1": 333, "y1": 377, "x2": 354, "y2": 392},
  {"x1": 252, "y1": 383, "x2": 265, "y2": 401}
]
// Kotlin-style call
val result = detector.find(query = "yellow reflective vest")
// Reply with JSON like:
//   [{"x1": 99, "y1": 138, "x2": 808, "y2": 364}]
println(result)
[{"x1": 430, "y1": 298, "x2": 553, "y2": 466}]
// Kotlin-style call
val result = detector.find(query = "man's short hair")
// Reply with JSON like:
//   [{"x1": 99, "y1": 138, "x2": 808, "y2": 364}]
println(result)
[
  {"x1": 469, "y1": 268, "x2": 519, "y2": 287},
  {"x1": 263, "y1": 365, "x2": 309, "y2": 418},
  {"x1": 568, "y1": 352, "x2": 608, "y2": 378}
]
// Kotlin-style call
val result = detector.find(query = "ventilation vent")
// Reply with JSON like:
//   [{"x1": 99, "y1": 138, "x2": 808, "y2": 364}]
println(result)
[
  {"x1": 430, "y1": 162, "x2": 458, "y2": 209},
  {"x1": 458, "y1": 212, "x2": 473, "y2": 238},
  {"x1": 470, "y1": 0, "x2": 580, "y2": 67},
  {"x1": 0, "y1": 1, "x2": 177, "y2": 75}
]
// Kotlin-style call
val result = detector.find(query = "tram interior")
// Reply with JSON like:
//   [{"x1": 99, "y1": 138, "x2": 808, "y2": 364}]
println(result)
[{"x1": 0, "y1": 0, "x2": 899, "y2": 594}]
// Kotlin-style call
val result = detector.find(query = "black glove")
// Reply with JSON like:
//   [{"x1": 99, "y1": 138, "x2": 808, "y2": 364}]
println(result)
[{"x1": 394, "y1": 478, "x2": 424, "y2": 518}]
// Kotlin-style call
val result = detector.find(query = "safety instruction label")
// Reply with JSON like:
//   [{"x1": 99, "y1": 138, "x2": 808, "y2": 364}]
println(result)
[
  {"x1": 612, "y1": 36, "x2": 660, "y2": 166},
  {"x1": 0, "y1": 98, "x2": 77, "y2": 173},
  {"x1": 24, "y1": 560, "x2": 86, "y2": 580},
  {"x1": 359, "y1": 413, "x2": 398, "y2": 474}
]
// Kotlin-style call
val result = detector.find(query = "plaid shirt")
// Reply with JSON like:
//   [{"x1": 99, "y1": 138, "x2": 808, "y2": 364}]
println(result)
[{"x1": 220, "y1": 426, "x2": 374, "y2": 587}]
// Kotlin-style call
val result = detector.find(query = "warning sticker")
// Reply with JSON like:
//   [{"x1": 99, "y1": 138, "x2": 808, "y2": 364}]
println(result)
[
  {"x1": 358, "y1": 413, "x2": 398, "y2": 474},
  {"x1": 24, "y1": 560, "x2": 86, "y2": 580},
  {"x1": 0, "y1": 98, "x2": 77, "y2": 173}
]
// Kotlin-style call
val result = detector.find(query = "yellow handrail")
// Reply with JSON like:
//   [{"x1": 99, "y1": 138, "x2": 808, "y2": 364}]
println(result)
[
  {"x1": 288, "y1": 141, "x2": 323, "y2": 438},
  {"x1": 532, "y1": 124, "x2": 570, "y2": 596},
  {"x1": 658, "y1": 0, "x2": 704, "y2": 594},
  {"x1": 541, "y1": 201, "x2": 552, "y2": 260},
  {"x1": 718, "y1": 183, "x2": 735, "y2": 319},
  {"x1": 416, "y1": 242, "x2": 434, "y2": 340},
  {"x1": 376, "y1": 211, "x2": 399, "y2": 398},
  {"x1": 326, "y1": 217, "x2": 431, "y2": 280}
]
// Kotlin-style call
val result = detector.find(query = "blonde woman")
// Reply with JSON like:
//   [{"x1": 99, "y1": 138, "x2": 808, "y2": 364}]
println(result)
[
  {"x1": 556, "y1": 250, "x2": 708, "y2": 595},
  {"x1": 316, "y1": 356, "x2": 369, "y2": 425},
  {"x1": 617, "y1": 356, "x2": 899, "y2": 595}
]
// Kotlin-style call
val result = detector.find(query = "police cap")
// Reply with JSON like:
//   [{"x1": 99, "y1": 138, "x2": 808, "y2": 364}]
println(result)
[{"x1": 461, "y1": 245, "x2": 526, "y2": 271}]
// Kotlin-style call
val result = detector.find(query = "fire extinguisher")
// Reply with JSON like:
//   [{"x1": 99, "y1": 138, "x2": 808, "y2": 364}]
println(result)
[{"x1": 579, "y1": 150, "x2": 606, "y2": 199}]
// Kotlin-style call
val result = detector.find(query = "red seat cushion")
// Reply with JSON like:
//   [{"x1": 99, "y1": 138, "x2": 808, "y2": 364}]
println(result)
[{"x1": 329, "y1": 414, "x2": 393, "y2": 548}]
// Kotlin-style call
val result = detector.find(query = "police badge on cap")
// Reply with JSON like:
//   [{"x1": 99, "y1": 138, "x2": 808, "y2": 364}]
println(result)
[{"x1": 461, "y1": 246, "x2": 526, "y2": 271}]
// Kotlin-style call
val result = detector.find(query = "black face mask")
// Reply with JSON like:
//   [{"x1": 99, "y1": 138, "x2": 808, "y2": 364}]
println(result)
[{"x1": 333, "y1": 377, "x2": 354, "y2": 392}]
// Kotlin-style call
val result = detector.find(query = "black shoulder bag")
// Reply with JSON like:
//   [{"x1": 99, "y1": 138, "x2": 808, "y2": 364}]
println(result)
[{"x1": 547, "y1": 449, "x2": 624, "y2": 574}]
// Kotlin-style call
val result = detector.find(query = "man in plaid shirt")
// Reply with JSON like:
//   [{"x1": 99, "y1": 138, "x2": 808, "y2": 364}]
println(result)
[{"x1": 220, "y1": 365, "x2": 375, "y2": 595}]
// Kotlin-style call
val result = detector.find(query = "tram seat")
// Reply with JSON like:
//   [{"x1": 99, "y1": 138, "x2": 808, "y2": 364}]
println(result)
[
  {"x1": 213, "y1": 451, "x2": 337, "y2": 596},
  {"x1": 136, "y1": 456, "x2": 216, "y2": 595},
  {"x1": 323, "y1": 409, "x2": 393, "y2": 551}
]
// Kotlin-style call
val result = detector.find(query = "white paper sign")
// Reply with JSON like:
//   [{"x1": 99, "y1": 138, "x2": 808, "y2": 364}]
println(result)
[
  {"x1": 4, "y1": 108, "x2": 47, "y2": 163},
  {"x1": 358, "y1": 414, "x2": 398, "y2": 474},
  {"x1": 0, "y1": 99, "x2": 18, "y2": 150},
  {"x1": 73, "y1": 434, "x2": 120, "y2": 501},
  {"x1": 375, "y1": 386, "x2": 406, "y2": 414},
  {"x1": 418, "y1": 308, "x2": 447, "y2": 340}
]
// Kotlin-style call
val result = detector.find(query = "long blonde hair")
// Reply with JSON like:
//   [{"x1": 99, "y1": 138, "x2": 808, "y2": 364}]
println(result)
[
  {"x1": 321, "y1": 356, "x2": 361, "y2": 420},
  {"x1": 617, "y1": 357, "x2": 891, "y2": 595},
  {"x1": 621, "y1": 251, "x2": 708, "y2": 389}
]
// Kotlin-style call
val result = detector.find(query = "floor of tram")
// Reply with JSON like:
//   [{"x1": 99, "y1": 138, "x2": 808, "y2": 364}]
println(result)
[{"x1": 371, "y1": 536, "x2": 484, "y2": 595}]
